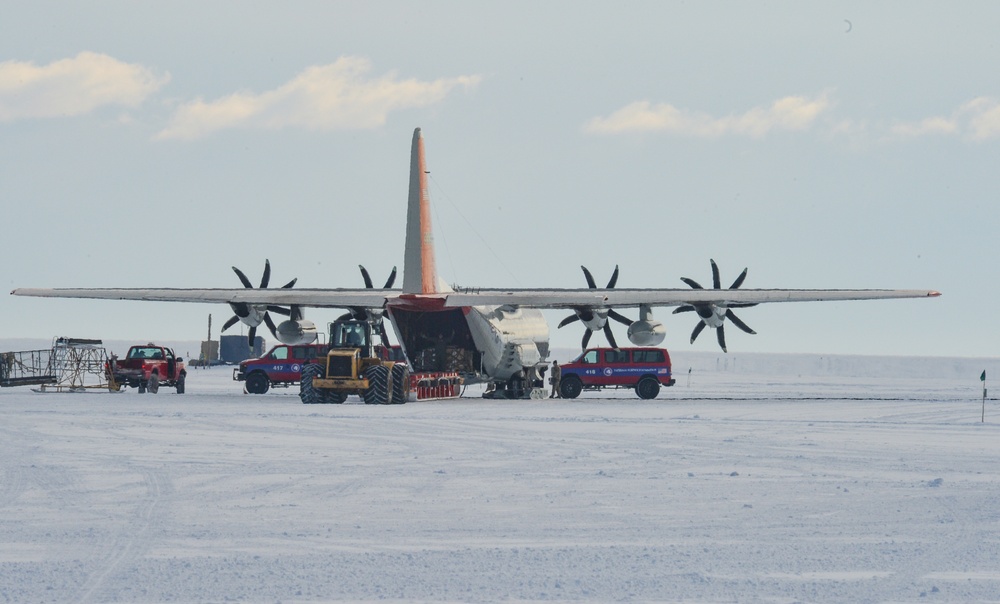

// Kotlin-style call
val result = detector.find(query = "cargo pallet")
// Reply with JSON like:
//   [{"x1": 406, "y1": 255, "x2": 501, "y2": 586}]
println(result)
[{"x1": 409, "y1": 372, "x2": 463, "y2": 401}]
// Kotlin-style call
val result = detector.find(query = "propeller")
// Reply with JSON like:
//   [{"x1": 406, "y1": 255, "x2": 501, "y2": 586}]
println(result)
[
  {"x1": 337, "y1": 265, "x2": 397, "y2": 348},
  {"x1": 221, "y1": 259, "x2": 298, "y2": 348},
  {"x1": 673, "y1": 259, "x2": 757, "y2": 353},
  {"x1": 558, "y1": 265, "x2": 633, "y2": 349}
]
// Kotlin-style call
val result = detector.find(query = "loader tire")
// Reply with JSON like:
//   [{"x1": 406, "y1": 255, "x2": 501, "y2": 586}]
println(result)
[
  {"x1": 321, "y1": 391, "x2": 347, "y2": 404},
  {"x1": 362, "y1": 364, "x2": 390, "y2": 405},
  {"x1": 299, "y1": 363, "x2": 323, "y2": 404},
  {"x1": 390, "y1": 363, "x2": 410, "y2": 404}
]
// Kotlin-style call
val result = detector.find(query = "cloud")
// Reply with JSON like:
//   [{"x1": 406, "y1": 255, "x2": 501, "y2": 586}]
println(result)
[
  {"x1": 583, "y1": 94, "x2": 831, "y2": 137},
  {"x1": 959, "y1": 97, "x2": 1000, "y2": 140},
  {"x1": 156, "y1": 57, "x2": 481, "y2": 140},
  {"x1": 0, "y1": 52, "x2": 168, "y2": 121},
  {"x1": 586, "y1": 94, "x2": 1000, "y2": 143},
  {"x1": 890, "y1": 97, "x2": 1000, "y2": 141},
  {"x1": 889, "y1": 117, "x2": 957, "y2": 138}
]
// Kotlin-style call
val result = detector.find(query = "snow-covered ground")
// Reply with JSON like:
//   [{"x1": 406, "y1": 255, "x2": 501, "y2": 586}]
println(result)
[{"x1": 3, "y1": 356, "x2": 1000, "y2": 602}]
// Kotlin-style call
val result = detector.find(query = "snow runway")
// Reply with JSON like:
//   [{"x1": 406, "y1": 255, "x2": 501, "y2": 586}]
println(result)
[{"x1": 2, "y1": 365, "x2": 999, "y2": 602}]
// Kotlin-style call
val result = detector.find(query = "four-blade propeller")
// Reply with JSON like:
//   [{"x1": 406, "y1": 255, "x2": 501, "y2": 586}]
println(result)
[
  {"x1": 221, "y1": 259, "x2": 298, "y2": 348},
  {"x1": 557, "y1": 265, "x2": 633, "y2": 349},
  {"x1": 673, "y1": 259, "x2": 757, "y2": 353}
]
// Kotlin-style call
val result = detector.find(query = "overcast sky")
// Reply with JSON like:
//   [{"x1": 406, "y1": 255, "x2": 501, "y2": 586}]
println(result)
[{"x1": 2, "y1": 2, "x2": 997, "y2": 358}]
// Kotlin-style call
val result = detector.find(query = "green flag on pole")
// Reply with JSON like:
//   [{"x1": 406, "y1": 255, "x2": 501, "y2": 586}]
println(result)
[{"x1": 982, "y1": 370, "x2": 987, "y2": 382}]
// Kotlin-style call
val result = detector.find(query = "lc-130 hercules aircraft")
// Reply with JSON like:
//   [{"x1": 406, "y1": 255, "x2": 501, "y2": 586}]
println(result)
[{"x1": 12, "y1": 128, "x2": 940, "y2": 392}]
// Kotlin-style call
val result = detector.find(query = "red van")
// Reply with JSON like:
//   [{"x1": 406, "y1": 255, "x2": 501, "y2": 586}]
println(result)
[{"x1": 558, "y1": 347, "x2": 675, "y2": 400}]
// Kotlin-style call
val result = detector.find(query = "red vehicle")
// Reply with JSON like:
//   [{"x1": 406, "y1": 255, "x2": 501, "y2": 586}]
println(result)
[
  {"x1": 558, "y1": 347, "x2": 675, "y2": 400},
  {"x1": 109, "y1": 344, "x2": 186, "y2": 393},
  {"x1": 236, "y1": 343, "x2": 405, "y2": 394}
]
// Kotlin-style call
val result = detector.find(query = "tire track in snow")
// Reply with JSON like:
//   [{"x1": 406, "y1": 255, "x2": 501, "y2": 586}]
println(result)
[
  {"x1": 0, "y1": 465, "x2": 26, "y2": 508},
  {"x1": 0, "y1": 424, "x2": 32, "y2": 509},
  {"x1": 75, "y1": 468, "x2": 170, "y2": 604},
  {"x1": 679, "y1": 396, "x2": 987, "y2": 402},
  {"x1": 876, "y1": 491, "x2": 979, "y2": 597}
]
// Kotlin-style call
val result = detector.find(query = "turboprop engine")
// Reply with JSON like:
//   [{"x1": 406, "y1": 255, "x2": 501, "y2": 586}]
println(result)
[
  {"x1": 222, "y1": 260, "x2": 309, "y2": 346},
  {"x1": 558, "y1": 265, "x2": 634, "y2": 349},
  {"x1": 275, "y1": 314, "x2": 318, "y2": 346},
  {"x1": 626, "y1": 304, "x2": 666, "y2": 346},
  {"x1": 227, "y1": 302, "x2": 266, "y2": 330},
  {"x1": 673, "y1": 259, "x2": 758, "y2": 353}
]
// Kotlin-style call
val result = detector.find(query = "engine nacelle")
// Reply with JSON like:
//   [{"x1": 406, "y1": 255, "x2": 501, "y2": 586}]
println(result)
[
  {"x1": 627, "y1": 319, "x2": 666, "y2": 346},
  {"x1": 230, "y1": 302, "x2": 266, "y2": 328},
  {"x1": 578, "y1": 308, "x2": 608, "y2": 332},
  {"x1": 276, "y1": 319, "x2": 318, "y2": 345}
]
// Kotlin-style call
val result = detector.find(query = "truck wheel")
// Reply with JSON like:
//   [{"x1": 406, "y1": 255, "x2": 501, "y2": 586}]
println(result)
[
  {"x1": 636, "y1": 377, "x2": 660, "y2": 400},
  {"x1": 299, "y1": 363, "x2": 323, "y2": 404},
  {"x1": 390, "y1": 363, "x2": 409, "y2": 404},
  {"x1": 138, "y1": 379, "x2": 147, "y2": 394},
  {"x1": 363, "y1": 364, "x2": 390, "y2": 405},
  {"x1": 176, "y1": 373, "x2": 186, "y2": 394},
  {"x1": 559, "y1": 376, "x2": 583, "y2": 399},
  {"x1": 245, "y1": 372, "x2": 269, "y2": 394}
]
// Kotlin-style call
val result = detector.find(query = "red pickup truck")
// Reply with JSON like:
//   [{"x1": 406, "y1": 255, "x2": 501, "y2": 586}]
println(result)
[
  {"x1": 558, "y1": 347, "x2": 675, "y2": 399},
  {"x1": 109, "y1": 344, "x2": 186, "y2": 393}
]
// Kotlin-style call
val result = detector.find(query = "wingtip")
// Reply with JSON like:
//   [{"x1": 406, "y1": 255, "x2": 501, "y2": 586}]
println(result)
[{"x1": 929, "y1": 291, "x2": 942, "y2": 297}]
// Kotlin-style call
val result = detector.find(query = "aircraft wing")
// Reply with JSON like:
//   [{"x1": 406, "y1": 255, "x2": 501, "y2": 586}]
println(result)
[
  {"x1": 10, "y1": 288, "x2": 394, "y2": 308},
  {"x1": 12, "y1": 286, "x2": 941, "y2": 310},
  {"x1": 442, "y1": 288, "x2": 941, "y2": 309}
]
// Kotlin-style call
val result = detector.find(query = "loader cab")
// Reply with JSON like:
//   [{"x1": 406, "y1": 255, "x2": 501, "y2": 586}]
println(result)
[{"x1": 328, "y1": 320, "x2": 375, "y2": 358}]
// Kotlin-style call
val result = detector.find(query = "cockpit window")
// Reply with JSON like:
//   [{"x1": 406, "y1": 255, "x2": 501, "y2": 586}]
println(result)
[{"x1": 336, "y1": 323, "x2": 367, "y2": 347}]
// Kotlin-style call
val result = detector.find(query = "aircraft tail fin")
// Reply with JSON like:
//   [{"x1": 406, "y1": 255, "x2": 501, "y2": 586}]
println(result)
[{"x1": 402, "y1": 128, "x2": 442, "y2": 295}]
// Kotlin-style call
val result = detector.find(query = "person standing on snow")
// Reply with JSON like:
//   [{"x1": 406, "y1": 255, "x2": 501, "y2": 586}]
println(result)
[{"x1": 549, "y1": 360, "x2": 561, "y2": 398}]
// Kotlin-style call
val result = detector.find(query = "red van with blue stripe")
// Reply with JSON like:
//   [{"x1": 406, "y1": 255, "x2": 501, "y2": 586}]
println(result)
[{"x1": 559, "y1": 347, "x2": 675, "y2": 400}]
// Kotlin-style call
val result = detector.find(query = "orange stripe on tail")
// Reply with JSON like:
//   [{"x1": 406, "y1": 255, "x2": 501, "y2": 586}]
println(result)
[{"x1": 402, "y1": 128, "x2": 440, "y2": 295}]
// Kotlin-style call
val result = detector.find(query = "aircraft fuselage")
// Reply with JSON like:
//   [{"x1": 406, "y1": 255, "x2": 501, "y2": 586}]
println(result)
[{"x1": 387, "y1": 300, "x2": 548, "y2": 383}]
